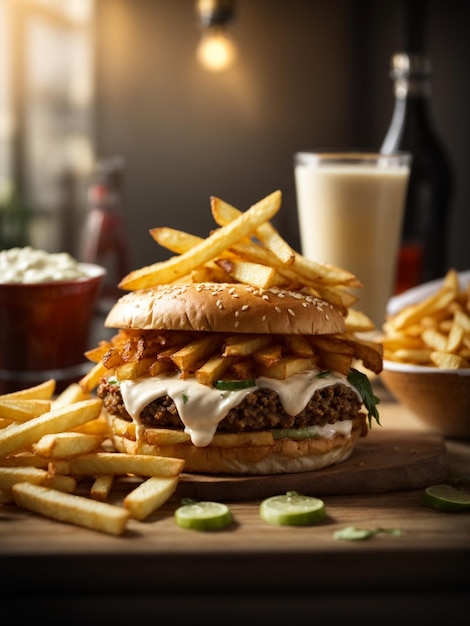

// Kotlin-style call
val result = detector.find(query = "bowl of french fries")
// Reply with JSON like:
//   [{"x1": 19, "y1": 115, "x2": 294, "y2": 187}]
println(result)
[{"x1": 380, "y1": 268, "x2": 470, "y2": 438}]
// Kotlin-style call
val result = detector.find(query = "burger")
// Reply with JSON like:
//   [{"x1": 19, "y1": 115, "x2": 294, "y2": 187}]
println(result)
[{"x1": 92, "y1": 281, "x2": 382, "y2": 475}]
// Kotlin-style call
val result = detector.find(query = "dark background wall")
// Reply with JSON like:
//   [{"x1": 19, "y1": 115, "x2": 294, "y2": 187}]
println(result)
[{"x1": 94, "y1": 0, "x2": 470, "y2": 275}]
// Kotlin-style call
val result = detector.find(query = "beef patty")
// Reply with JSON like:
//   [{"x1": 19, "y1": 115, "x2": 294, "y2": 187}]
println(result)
[{"x1": 98, "y1": 380, "x2": 362, "y2": 433}]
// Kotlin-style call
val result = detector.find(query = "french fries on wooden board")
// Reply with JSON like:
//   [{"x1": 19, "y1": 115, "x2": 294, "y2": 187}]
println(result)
[
  {"x1": 0, "y1": 380, "x2": 185, "y2": 535},
  {"x1": 382, "y1": 268, "x2": 470, "y2": 368}
]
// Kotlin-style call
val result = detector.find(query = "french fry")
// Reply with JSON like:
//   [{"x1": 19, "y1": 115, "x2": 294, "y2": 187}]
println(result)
[
  {"x1": 0, "y1": 466, "x2": 76, "y2": 492},
  {"x1": 80, "y1": 362, "x2": 108, "y2": 394},
  {"x1": 0, "y1": 452, "x2": 49, "y2": 468},
  {"x1": 282, "y1": 335, "x2": 315, "y2": 358},
  {"x1": 12, "y1": 482, "x2": 130, "y2": 536},
  {"x1": 320, "y1": 352, "x2": 353, "y2": 376},
  {"x1": 144, "y1": 427, "x2": 283, "y2": 450},
  {"x1": 309, "y1": 335, "x2": 355, "y2": 357},
  {"x1": 171, "y1": 335, "x2": 220, "y2": 373},
  {"x1": 388, "y1": 285, "x2": 457, "y2": 331},
  {"x1": 253, "y1": 343, "x2": 282, "y2": 368},
  {"x1": 90, "y1": 474, "x2": 114, "y2": 501},
  {"x1": 446, "y1": 320, "x2": 464, "y2": 353},
  {"x1": 0, "y1": 378, "x2": 56, "y2": 401},
  {"x1": 0, "y1": 399, "x2": 51, "y2": 422},
  {"x1": 150, "y1": 226, "x2": 203, "y2": 254},
  {"x1": 344, "y1": 308, "x2": 375, "y2": 333},
  {"x1": 211, "y1": 195, "x2": 295, "y2": 265},
  {"x1": 123, "y1": 476, "x2": 179, "y2": 521},
  {"x1": 73, "y1": 413, "x2": 110, "y2": 435},
  {"x1": 52, "y1": 382, "x2": 91, "y2": 407},
  {"x1": 0, "y1": 399, "x2": 102, "y2": 458},
  {"x1": 33, "y1": 432, "x2": 105, "y2": 459},
  {"x1": 430, "y1": 351, "x2": 469, "y2": 369},
  {"x1": 195, "y1": 354, "x2": 232, "y2": 385},
  {"x1": 65, "y1": 452, "x2": 185, "y2": 478},
  {"x1": 343, "y1": 333, "x2": 383, "y2": 373},
  {"x1": 0, "y1": 466, "x2": 51, "y2": 488},
  {"x1": 119, "y1": 190, "x2": 282, "y2": 290},
  {"x1": 223, "y1": 334, "x2": 272, "y2": 357},
  {"x1": 422, "y1": 328, "x2": 449, "y2": 352},
  {"x1": 258, "y1": 356, "x2": 317, "y2": 380},
  {"x1": 392, "y1": 348, "x2": 433, "y2": 364},
  {"x1": 215, "y1": 257, "x2": 283, "y2": 288},
  {"x1": 109, "y1": 415, "x2": 137, "y2": 439},
  {"x1": 42, "y1": 471, "x2": 77, "y2": 493},
  {"x1": 143, "y1": 427, "x2": 190, "y2": 445}
]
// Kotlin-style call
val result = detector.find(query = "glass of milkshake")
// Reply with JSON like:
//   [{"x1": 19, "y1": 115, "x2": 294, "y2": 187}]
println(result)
[{"x1": 294, "y1": 151, "x2": 411, "y2": 329}]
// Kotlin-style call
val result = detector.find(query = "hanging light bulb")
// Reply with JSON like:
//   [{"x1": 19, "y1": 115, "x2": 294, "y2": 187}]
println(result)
[
  {"x1": 196, "y1": 0, "x2": 237, "y2": 73},
  {"x1": 197, "y1": 26, "x2": 237, "y2": 73}
]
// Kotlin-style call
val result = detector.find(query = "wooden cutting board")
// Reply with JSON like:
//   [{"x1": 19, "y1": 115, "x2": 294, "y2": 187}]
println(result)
[{"x1": 177, "y1": 429, "x2": 449, "y2": 501}]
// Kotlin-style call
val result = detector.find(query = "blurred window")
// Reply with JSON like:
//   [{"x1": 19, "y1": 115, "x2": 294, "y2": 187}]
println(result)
[{"x1": 0, "y1": 0, "x2": 95, "y2": 254}]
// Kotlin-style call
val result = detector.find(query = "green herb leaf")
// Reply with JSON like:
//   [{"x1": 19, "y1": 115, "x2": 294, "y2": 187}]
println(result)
[
  {"x1": 347, "y1": 368, "x2": 381, "y2": 427},
  {"x1": 316, "y1": 370, "x2": 331, "y2": 379},
  {"x1": 213, "y1": 379, "x2": 256, "y2": 390}
]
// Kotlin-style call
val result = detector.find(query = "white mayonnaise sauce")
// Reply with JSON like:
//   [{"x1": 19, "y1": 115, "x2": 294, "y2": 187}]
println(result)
[
  {"x1": 0, "y1": 246, "x2": 88, "y2": 283},
  {"x1": 120, "y1": 369, "x2": 361, "y2": 447}
]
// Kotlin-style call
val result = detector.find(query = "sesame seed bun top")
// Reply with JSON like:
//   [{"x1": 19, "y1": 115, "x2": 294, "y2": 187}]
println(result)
[{"x1": 105, "y1": 282, "x2": 345, "y2": 335}]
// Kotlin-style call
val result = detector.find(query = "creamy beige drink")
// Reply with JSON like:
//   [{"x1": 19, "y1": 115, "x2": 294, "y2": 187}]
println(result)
[{"x1": 294, "y1": 152, "x2": 411, "y2": 328}]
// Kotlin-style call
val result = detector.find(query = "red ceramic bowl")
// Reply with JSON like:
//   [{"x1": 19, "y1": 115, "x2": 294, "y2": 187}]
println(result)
[{"x1": 0, "y1": 263, "x2": 105, "y2": 393}]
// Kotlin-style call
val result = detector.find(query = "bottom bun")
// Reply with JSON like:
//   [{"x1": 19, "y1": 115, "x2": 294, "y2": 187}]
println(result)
[{"x1": 108, "y1": 413, "x2": 367, "y2": 475}]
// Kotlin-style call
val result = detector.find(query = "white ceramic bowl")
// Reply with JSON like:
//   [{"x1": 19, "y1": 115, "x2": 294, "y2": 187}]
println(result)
[{"x1": 381, "y1": 270, "x2": 470, "y2": 438}]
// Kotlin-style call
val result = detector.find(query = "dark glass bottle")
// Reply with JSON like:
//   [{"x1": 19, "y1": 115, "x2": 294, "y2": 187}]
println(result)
[
  {"x1": 381, "y1": 52, "x2": 453, "y2": 293},
  {"x1": 80, "y1": 157, "x2": 129, "y2": 306}
]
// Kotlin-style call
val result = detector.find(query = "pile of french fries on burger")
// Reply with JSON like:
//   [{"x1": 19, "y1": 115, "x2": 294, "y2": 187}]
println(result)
[
  {"x1": 1, "y1": 190, "x2": 383, "y2": 535},
  {"x1": 81, "y1": 190, "x2": 383, "y2": 392}
]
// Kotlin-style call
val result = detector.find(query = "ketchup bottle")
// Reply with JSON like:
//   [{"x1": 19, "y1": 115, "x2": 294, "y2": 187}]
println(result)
[
  {"x1": 80, "y1": 157, "x2": 129, "y2": 307},
  {"x1": 381, "y1": 52, "x2": 453, "y2": 293}
]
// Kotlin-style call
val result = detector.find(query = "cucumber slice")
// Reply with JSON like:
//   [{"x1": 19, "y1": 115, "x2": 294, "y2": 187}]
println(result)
[
  {"x1": 272, "y1": 426, "x2": 320, "y2": 440},
  {"x1": 213, "y1": 379, "x2": 256, "y2": 390},
  {"x1": 423, "y1": 484, "x2": 470, "y2": 512},
  {"x1": 174, "y1": 501, "x2": 233, "y2": 531},
  {"x1": 259, "y1": 491, "x2": 326, "y2": 526}
]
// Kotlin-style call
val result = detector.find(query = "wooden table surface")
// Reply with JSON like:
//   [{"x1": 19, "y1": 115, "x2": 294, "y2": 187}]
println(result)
[{"x1": 1, "y1": 383, "x2": 469, "y2": 624}]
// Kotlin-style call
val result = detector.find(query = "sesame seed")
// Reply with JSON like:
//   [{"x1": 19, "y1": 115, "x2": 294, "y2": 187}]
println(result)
[
  {"x1": 288, "y1": 309, "x2": 295, "y2": 316},
  {"x1": 275, "y1": 306, "x2": 281, "y2": 314},
  {"x1": 234, "y1": 320, "x2": 240, "y2": 328},
  {"x1": 241, "y1": 304, "x2": 249, "y2": 311}
]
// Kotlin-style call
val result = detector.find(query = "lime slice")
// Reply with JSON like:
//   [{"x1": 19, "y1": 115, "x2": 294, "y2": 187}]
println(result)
[
  {"x1": 423, "y1": 484, "x2": 470, "y2": 512},
  {"x1": 259, "y1": 492, "x2": 326, "y2": 526},
  {"x1": 174, "y1": 501, "x2": 233, "y2": 531}
]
